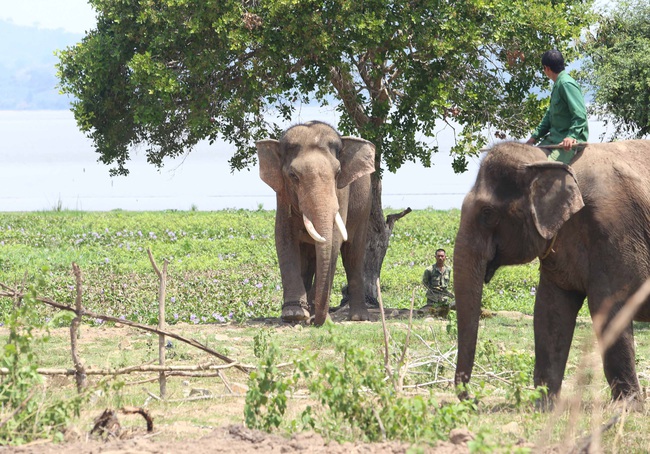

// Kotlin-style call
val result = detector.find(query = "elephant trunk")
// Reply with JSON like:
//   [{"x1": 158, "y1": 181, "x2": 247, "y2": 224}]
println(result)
[
  {"x1": 312, "y1": 239, "x2": 335, "y2": 325},
  {"x1": 300, "y1": 190, "x2": 342, "y2": 326},
  {"x1": 309, "y1": 211, "x2": 339, "y2": 326},
  {"x1": 453, "y1": 231, "x2": 489, "y2": 400}
]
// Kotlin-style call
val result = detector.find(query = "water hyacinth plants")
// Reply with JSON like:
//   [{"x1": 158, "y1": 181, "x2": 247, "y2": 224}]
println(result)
[{"x1": 0, "y1": 209, "x2": 543, "y2": 325}]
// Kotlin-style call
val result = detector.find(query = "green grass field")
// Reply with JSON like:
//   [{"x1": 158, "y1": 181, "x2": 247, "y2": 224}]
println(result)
[
  {"x1": 0, "y1": 209, "x2": 541, "y2": 325},
  {"x1": 1, "y1": 209, "x2": 649, "y2": 451}
]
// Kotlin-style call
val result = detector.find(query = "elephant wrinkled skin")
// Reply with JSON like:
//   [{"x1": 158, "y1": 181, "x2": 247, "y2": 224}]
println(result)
[
  {"x1": 453, "y1": 140, "x2": 650, "y2": 405},
  {"x1": 257, "y1": 121, "x2": 375, "y2": 326}
]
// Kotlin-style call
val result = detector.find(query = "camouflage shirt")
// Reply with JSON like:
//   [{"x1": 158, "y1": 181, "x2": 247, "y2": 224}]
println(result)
[{"x1": 422, "y1": 264, "x2": 451, "y2": 303}]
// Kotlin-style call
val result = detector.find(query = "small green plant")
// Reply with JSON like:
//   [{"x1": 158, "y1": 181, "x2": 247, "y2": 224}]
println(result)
[
  {"x1": 0, "y1": 290, "x2": 81, "y2": 445},
  {"x1": 478, "y1": 340, "x2": 546, "y2": 408},
  {"x1": 296, "y1": 323, "x2": 479, "y2": 443},
  {"x1": 244, "y1": 330, "x2": 291, "y2": 431},
  {"x1": 243, "y1": 322, "x2": 482, "y2": 443},
  {"x1": 446, "y1": 310, "x2": 458, "y2": 336}
]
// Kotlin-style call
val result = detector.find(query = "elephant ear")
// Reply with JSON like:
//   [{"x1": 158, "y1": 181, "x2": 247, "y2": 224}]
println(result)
[
  {"x1": 256, "y1": 139, "x2": 283, "y2": 193},
  {"x1": 526, "y1": 161, "x2": 585, "y2": 240},
  {"x1": 338, "y1": 137, "x2": 376, "y2": 189}
]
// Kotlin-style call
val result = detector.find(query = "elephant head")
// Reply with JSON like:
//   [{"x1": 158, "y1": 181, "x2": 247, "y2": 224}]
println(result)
[
  {"x1": 453, "y1": 142, "x2": 584, "y2": 398},
  {"x1": 256, "y1": 121, "x2": 375, "y2": 325}
]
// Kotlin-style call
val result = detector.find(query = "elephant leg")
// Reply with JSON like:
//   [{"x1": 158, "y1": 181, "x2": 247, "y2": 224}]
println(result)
[
  {"x1": 341, "y1": 239, "x2": 370, "y2": 322},
  {"x1": 601, "y1": 327, "x2": 641, "y2": 400},
  {"x1": 275, "y1": 208, "x2": 309, "y2": 322},
  {"x1": 533, "y1": 274, "x2": 584, "y2": 405},
  {"x1": 300, "y1": 243, "x2": 316, "y2": 314},
  {"x1": 588, "y1": 300, "x2": 642, "y2": 400}
]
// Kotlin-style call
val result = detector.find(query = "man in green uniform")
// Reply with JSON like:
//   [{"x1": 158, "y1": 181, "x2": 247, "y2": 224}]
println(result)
[
  {"x1": 526, "y1": 50, "x2": 588, "y2": 165},
  {"x1": 420, "y1": 248, "x2": 452, "y2": 317}
]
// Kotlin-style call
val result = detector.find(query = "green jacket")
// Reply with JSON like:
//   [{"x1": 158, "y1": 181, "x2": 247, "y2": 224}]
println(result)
[
  {"x1": 422, "y1": 264, "x2": 451, "y2": 303},
  {"x1": 532, "y1": 71, "x2": 588, "y2": 146}
]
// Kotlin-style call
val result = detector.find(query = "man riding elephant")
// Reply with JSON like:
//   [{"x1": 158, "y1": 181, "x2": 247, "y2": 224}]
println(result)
[{"x1": 526, "y1": 49, "x2": 589, "y2": 165}]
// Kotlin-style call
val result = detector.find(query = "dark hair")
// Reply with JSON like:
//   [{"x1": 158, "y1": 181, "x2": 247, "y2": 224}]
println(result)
[
  {"x1": 435, "y1": 248, "x2": 446, "y2": 256},
  {"x1": 541, "y1": 50, "x2": 565, "y2": 74}
]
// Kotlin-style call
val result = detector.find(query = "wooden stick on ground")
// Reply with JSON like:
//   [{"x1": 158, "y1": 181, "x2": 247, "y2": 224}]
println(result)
[{"x1": 0, "y1": 361, "x2": 246, "y2": 377}]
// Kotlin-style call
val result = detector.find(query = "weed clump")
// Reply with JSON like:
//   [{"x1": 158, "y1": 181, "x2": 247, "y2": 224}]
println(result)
[{"x1": 0, "y1": 290, "x2": 82, "y2": 445}]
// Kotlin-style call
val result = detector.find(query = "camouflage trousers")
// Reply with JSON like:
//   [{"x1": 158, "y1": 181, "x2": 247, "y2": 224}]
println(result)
[{"x1": 419, "y1": 298, "x2": 453, "y2": 318}]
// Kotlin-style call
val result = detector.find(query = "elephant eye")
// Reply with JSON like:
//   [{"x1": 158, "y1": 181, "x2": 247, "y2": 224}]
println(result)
[
  {"x1": 288, "y1": 170, "x2": 299, "y2": 183},
  {"x1": 480, "y1": 206, "x2": 499, "y2": 227}
]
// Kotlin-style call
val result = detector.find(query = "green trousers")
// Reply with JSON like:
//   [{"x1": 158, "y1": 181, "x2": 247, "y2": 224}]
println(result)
[{"x1": 547, "y1": 147, "x2": 577, "y2": 165}]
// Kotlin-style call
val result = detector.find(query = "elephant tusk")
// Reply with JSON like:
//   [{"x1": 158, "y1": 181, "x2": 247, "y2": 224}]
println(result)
[
  {"x1": 335, "y1": 212, "x2": 348, "y2": 242},
  {"x1": 303, "y1": 214, "x2": 327, "y2": 243}
]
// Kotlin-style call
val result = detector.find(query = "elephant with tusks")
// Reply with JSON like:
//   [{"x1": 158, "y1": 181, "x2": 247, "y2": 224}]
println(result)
[{"x1": 257, "y1": 121, "x2": 375, "y2": 326}]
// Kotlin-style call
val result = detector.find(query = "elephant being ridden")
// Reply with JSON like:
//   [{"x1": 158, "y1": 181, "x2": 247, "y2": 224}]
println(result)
[
  {"x1": 256, "y1": 121, "x2": 375, "y2": 326},
  {"x1": 453, "y1": 140, "x2": 650, "y2": 405}
]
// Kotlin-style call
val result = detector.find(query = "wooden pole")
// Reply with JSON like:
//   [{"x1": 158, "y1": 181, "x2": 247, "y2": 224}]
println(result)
[
  {"x1": 70, "y1": 263, "x2": 87, "y2": 392},
  {"x1": 147, "y1": 249, "x2": 168, "y2": 399}
]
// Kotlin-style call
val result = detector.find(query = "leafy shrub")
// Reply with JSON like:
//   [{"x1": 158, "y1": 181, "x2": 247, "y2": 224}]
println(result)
[
  {"x1": 244, "y1": 330, "x2": 292, "y2": 431},
  {"x1": 477, "y1": 340, "x2": 547, "y2": 408},
  {"x1": 0, "y1": 290, "x2": 82, "y2": 445},
  {"x1": 246, "y1": 323, "x2": 480, "y2": 444}
]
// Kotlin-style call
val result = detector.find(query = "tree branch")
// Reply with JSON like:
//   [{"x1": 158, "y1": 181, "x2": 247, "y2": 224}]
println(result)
[
  {"x1": 386, "y1": 207, "x2": 412, "y2": 231},
  {"x1": 329, "y1": 66, "x2": 369, "y2": 128}
]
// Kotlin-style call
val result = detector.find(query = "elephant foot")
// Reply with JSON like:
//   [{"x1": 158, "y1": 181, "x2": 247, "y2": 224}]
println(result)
[
  {"x1": 281, "y1": 301, "x2": 310, "y2": 323},
  {"x1": 330, "y1": 292, "x2": 379, "y2": 313},
  {"x1": 348, "y1": 307, "x2": 370, "y2": 322},
  {"x1": 611, "y1": 395, "x2": 644, "y2": 413}
]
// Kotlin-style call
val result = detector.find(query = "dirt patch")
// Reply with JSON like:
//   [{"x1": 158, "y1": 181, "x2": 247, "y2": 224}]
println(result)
[{"x1": 11, "y1": 425, "x2": 476, "y2": 454}]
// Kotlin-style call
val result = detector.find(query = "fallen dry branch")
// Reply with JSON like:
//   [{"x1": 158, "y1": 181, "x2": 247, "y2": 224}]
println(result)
[
  {"x1": 0, "y1": 362, "x2": 246, "y2": 377},
  {"x1": 122, "y1": 406, "x2": 154, "y2": 432},
  {"x1": 90, "y1": 406, "x2": 153, "y2": 439},
  {"x1": 572, "y1": 412, "x2": 621, "y2": 454},
  {"x1": 0, "y1": 284, "x2": 251, "y2": 373}
]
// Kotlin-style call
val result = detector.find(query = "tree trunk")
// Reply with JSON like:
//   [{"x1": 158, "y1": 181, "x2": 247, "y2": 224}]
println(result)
[{"x1": 362, "y1": 172, "x2": 411, "y2": 303}]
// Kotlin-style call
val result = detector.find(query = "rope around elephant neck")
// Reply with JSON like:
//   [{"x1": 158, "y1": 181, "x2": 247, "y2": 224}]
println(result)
[{"x1": 540, "y1": 235, "x2": 558, "y2": 260}]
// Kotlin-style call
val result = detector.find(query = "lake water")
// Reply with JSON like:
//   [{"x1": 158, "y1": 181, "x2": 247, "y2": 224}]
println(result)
[{"x1": 0, "y1": 110, "x2": 608, "y2": 212}]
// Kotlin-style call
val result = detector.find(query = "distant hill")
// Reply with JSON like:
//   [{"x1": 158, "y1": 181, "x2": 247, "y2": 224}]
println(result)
[{"x1": 0, "y1": 20, "x2": 83, "y2": 110}]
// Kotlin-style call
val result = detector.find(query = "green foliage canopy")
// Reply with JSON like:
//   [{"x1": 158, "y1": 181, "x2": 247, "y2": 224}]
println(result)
[
  {"x1": 57, "y1": 0, "x2": 594, "y2": 177},
  {"x1": 582, "y1": 0, "x2": 650, "y2": 139}
]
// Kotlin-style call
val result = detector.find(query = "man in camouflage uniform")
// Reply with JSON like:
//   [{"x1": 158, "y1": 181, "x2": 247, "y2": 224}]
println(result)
[{"x1": 420, "y1": 248, "x2": 453, "y2": 317}]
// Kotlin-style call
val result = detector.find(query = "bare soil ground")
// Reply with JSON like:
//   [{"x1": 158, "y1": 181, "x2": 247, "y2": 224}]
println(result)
[{"x1": 10, "y1": 425, "x2": 476, "y2": 454}]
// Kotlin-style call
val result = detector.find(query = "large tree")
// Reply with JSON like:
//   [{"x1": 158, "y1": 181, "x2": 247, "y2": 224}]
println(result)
[
  {"x1": 582, "y1": 0, "x2": 650, "y2": 139},
  {"x1": 57, "y1": 0, "x2": 594, "y2": 300}
]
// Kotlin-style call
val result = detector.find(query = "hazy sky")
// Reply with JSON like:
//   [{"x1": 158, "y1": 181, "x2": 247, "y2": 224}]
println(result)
[
  {"x1": 0, "y1": 0, "x2": 615, "y2": 213},
  {"x1": 1, "y1": 0, "x2": 96, "y2": 33}
]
